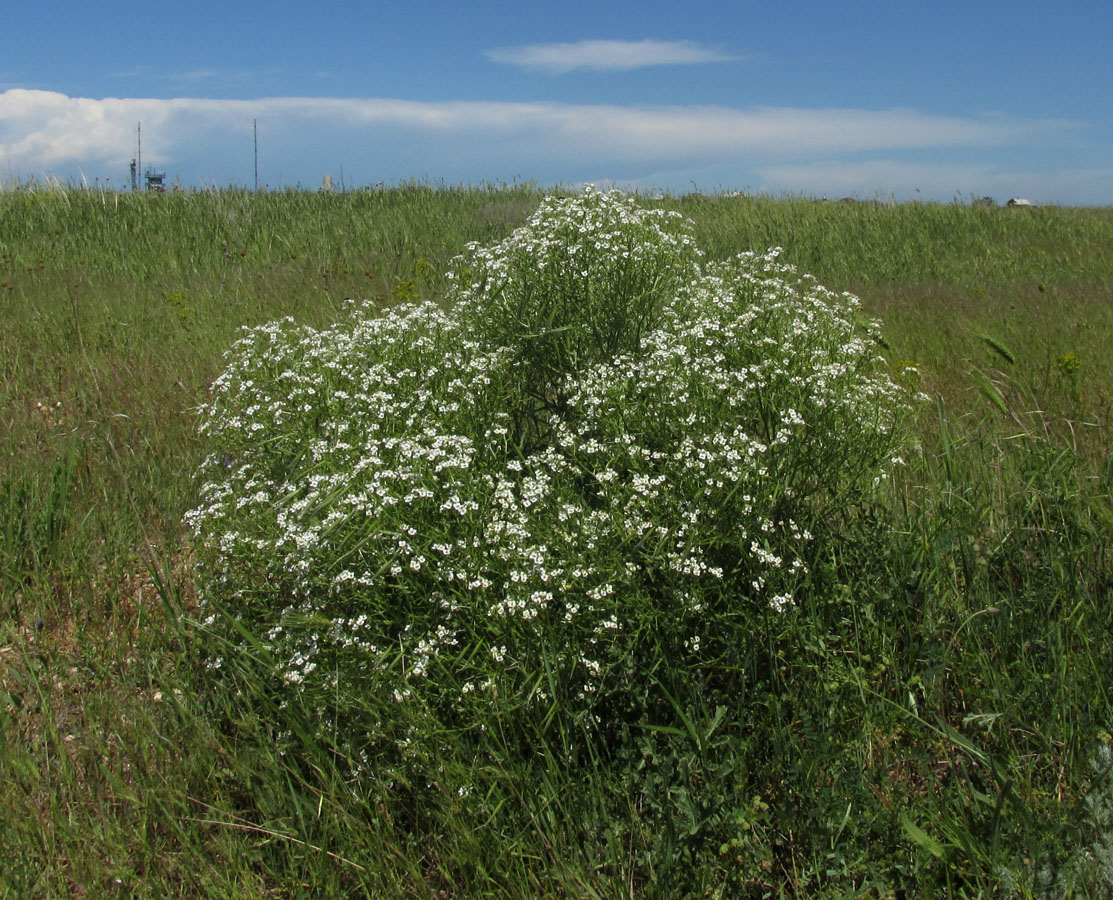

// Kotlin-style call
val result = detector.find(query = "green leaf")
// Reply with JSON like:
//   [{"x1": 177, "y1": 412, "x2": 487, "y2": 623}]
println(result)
[{"x1": 900, "y1": 812, "x2": 947, "y2": 859}]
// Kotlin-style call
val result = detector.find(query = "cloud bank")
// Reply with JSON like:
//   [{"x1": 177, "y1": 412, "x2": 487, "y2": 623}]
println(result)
[
  {"x1": 484, "y1": 39, "x2": 740, "y2": 73},
  {"x1": 1, "y1": 89, "x2": 1101, "y2": 202}
]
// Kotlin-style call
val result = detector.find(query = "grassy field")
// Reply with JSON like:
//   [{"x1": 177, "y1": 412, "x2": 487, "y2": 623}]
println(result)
[{"x1": 2, "y1": 183, "x2": 1112, "y2": 898}]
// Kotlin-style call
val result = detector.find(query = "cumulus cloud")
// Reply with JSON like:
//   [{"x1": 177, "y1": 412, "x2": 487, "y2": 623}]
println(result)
[
  {"x1": 484, "y1": 39, "x2": 740, "y2": 73},
  {"x1": 0, "y1": 91, "x2": 169, "y2": 167},
  {"x1": 0, "y1": 89, "x2": 1093, "y2": 200},
  {"x1": 1, "y1": 89, "x2": 1064, "y2": 163}
]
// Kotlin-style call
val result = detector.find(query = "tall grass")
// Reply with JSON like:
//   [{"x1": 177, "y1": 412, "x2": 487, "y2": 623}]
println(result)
[{"x1": 2, "y1": 183, "x2": 1111, "y2": 898}]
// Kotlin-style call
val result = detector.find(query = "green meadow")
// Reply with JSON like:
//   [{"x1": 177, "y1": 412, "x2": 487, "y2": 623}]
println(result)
[{"x1": 2, "y1": 183, "x2": 1112, "y2": 898}]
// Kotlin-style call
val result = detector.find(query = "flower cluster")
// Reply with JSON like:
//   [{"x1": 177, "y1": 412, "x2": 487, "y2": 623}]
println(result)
[{"x1": 188, "y1": 186, "x2": 917, "y2": 759}]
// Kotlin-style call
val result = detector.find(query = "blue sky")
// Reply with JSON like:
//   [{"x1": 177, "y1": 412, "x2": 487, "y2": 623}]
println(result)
[{"x1": 2, "y1": 0, "x2": 1111, "y2": 203}]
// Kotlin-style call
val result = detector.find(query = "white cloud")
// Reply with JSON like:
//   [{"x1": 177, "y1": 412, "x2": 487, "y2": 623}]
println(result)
[
  {"x1": 177, "y1": 69, "x2": 223, "y2": 84},
  {"x1": 484, "y1": 39, "x2": 740, "y2": 73},
  {"x1": 1, "y1": 89, "x2": 1096, "y2": 201},
  {"x1": 0, "y1": 91, "x2": 170, "y2": 167},
  {"x1": 0, "y1": 90, "x2": 1058, "y2": 161}
]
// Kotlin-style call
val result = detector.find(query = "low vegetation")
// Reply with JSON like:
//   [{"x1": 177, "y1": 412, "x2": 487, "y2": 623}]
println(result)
[{"x1": 2, "y1": 182, "x2": 1111, "y2": 898}]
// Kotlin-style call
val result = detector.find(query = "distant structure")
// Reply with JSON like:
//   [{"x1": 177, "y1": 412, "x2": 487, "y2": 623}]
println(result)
[
  {"x1": 322, "y1": 174, "x2": 333, "y2": 193},
  {"x1": 130, "y1": 122, "x2": 167, "y2": 192},
  {"x1": 1007, "y1": 197, "x2": 1034, "y2": 207}
]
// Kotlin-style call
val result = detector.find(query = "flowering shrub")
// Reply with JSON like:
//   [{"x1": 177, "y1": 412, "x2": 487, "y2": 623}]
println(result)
[{"x1": 188, "y1": 186, "x2": 917, "y2": 770}]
